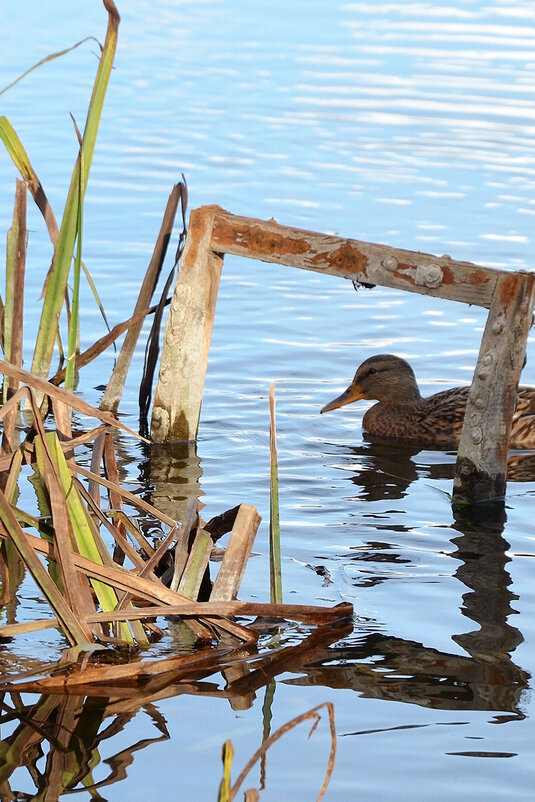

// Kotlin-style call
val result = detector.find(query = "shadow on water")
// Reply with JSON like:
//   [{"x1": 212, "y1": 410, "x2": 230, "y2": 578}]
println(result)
[
  {"x1": 132, "y1": 439, "x2": 532, "y2": 720},
  {"x1": 134, "y1": 439, "x2": 532, "y2": 724},
  {"x1": 286, "y1": 439, "x2": 532, "y2": 722}
]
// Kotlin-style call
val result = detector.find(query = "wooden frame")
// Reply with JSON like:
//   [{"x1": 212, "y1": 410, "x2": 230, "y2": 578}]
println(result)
[{"x1": 151, "y1": 205, "x2": 535, "y2": 502}]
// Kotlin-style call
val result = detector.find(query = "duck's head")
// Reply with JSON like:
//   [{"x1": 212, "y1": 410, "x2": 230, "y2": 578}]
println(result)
[{"x1": 320, "y1": 354, "x2": 421, "y2": 413}]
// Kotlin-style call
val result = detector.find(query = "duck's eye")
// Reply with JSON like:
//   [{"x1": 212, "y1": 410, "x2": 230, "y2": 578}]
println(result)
[{"x1": 366, "y1": 368, "x2": 377, "y2": 376}]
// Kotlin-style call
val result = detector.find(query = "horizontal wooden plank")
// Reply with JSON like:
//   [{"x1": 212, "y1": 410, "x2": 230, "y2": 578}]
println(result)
[{"x1": 211, "y1": 208, "x2": 502, "y2": 308}]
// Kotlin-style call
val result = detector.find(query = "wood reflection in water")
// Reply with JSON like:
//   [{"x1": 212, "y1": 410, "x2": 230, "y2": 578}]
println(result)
[{"x1": 293, "y1": 445, "x2": 531, "y2": 715}]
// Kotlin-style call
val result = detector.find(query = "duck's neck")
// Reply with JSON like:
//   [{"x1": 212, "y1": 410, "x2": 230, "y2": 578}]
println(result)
[{"x1": 381, "y1": 377, "x2": 423, "y2": 407}]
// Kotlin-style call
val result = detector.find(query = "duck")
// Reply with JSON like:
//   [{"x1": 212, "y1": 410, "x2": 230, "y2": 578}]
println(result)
[{"x1": 320, "y1": 353, "x2": 535, "y2": 449}]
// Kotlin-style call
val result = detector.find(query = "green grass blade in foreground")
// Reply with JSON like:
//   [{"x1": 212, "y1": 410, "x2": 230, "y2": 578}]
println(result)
[
  {"x1": 31, "y1": 1, "x2": 120, "y2": 383},
  {"x1": 42, "y1": 431, "x2": 133, "y2": 644},
  {"x1": 269, "y1": 383, "x2": 282, "y2": 604},
  {"x1": 65, "y1": 122, "x2": 84, "y2": 392},
  {"x1": 0, "y1": 489, "x2": 91, "y2": 647},
  {"x1": 0, "y1": 117, "x2": 39, "y2": 184},
  {"x1": 3, "y1": 181, "x2": 27, "y2": 405},
  {"x1": 3, "y1": 188, "x2": 18, "y2": 400},
  {"x1": 217, "y1": 740, "x2": 234, "y2": 802}
]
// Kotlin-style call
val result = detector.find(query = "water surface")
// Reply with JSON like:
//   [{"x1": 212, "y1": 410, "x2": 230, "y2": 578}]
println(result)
[{"x1": 1, "y1": 1, "x2": 535, "y2": 799}]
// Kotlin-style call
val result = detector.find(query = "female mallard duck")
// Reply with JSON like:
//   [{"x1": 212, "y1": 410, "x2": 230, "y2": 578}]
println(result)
[{"x1": 320, "y1": 354, "x2": 535, "y2": 449}]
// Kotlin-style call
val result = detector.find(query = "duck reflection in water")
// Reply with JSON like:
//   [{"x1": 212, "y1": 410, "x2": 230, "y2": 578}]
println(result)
[
  {"x1": 304, "y1": 435, "x2": 531, "y2": 713},
  {"x1": 315, "y1": 371, "x2": 534, "y2": 715}
]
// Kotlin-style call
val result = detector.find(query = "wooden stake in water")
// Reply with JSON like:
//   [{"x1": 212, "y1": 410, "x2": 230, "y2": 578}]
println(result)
[{"x1": 269, "y1": 382, "x2": 282, "y2": 604}]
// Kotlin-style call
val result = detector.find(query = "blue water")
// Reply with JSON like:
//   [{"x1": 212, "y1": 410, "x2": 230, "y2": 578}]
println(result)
[{"x1": 2, "y1": 1, "x2": 535, "y2": 799}]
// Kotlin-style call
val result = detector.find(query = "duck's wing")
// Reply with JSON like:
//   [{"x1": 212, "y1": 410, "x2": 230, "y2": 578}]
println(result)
[
  {"x1": 514, "y1": 386, "x2": 535, "y2": 417},
  {"x1": 511, "y1": 387, "x2": 535, "y2": 448},
  {"x1": 420, "y1": 387, "x2": 469, "y2": 429}
]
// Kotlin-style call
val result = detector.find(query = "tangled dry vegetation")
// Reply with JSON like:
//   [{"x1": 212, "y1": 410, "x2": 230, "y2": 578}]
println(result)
[
  {"x1": 0, "y1": 363, "x2": 352, "y2": 695},
  {"x1": 0, "y1": 0, "x2": 352, "y2": 695},
  {"x1": 0, "y1": 4, "x2": 353, "y2": 797}
]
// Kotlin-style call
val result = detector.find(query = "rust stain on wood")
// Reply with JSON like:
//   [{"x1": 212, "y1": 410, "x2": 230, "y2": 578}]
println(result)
[
  {"x1": 499, "y1": 272, "x2": 521, "y2": 304},
  {"x1": 468, "y1": 269, "x2": 488, "y2": 286},
  {"x1": 318, "y1": 241, "x2": 368, "y2": 273},
  {"x1": 440, "y1": 265, "x2": 455, "y2": 285},
  {"x1": 394, "y1": 262, "x2": 414, "y2": 283},
  {"x1": 214, "y1": 220, "x2": 310, "y2": 257},
  {"x1": 183, "y1": 207, "x2": 207, "y2": 268}
]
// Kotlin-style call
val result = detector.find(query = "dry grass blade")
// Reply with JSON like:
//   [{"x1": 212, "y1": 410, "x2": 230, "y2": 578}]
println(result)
[
  {"x1": 101, "y1": 182, "x2": 182, "y2": 413},
  {"x1": 229, "y1": 702, "x2": 337, "y2": 802},
  {"x1": 71, "y1": 463, "x2": 177, "y2": 527},
  {"x1": 3, "y1": 447, "x2": 24, "y2": 504},
  {"x1": 0, "y1": 490, "x2": 91, "y2": 646},
  {"x1": 0, "y1": 423, "x2": 109, "y2": 473},
  {"x1": 0, "y1": 37, "x2": 100, "y2": 99},
  {"x1": 102, "y1": 429, "x2": 125, "y2": 521},
  {"x1": 109, "y1": 510, "x2": 158, "y2": 561},
  {"x1": 80, "y1": 487, "x2": 148, "y2": 571},
  {"x1": 0, "y1": 359, "x2": 146, "y2": 441},
  {"x1": 48, "y1": 302, "x2": 165, "y2": 386},
  {"x1": 33, "y1": 433, "x2": 97, "y2": 639},
  {"x1": 0, "y1": 601, "x2": 354, "y2": 636},
  {"x1": 170, "y1": 497, "x2": 198, "y2": 591},
  {"x1": 210, "y1": 505, "x2": 261, "y2": 602}
]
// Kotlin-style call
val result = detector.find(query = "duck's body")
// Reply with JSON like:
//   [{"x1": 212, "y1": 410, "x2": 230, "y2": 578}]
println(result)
[{"x1": 320, "y1": 354, "x2": 535, "y2": 450}]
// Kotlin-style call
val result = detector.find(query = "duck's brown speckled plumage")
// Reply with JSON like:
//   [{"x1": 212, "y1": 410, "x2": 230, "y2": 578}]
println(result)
[{"x1": 321, "y1": 354, "x2": 535, "y2": 449}]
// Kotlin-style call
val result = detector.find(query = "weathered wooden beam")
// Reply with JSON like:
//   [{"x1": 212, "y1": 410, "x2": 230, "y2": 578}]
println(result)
[
  {"x1": 151, "y1": 206, "x2": 223, "y2": 442},
  {"x1": 454, "y1": 271, "x2": 535, "y2": 502},
  {"x1": 211, "y1": 209, "x2": 500, "y2": 308},
  {"x1": 151, "y1": 205, "x2": 535, "y2": 507}
]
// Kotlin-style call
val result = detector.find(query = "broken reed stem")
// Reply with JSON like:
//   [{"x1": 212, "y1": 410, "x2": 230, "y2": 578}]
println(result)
[
  {"x1": 269, "y1": 383, "x2": 282, "y2": 604},
  {"x1": 3, "y1": 179, "x2": 27, "y2": 407},
  {"x1": 0, "y1": 601, "x2": 353, "y2": 635},
  {"x1": 228, "y1": 702, "x2": 337, "y2": 802},
  {"x1": 100, "y1": 182, "x2": 182, "y2": 413}
]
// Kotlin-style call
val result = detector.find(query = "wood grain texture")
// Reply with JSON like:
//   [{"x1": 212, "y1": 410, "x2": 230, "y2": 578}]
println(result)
[
  {"x1": 211, "y1": 209, "x2": 500, "y2": 307},
  {"x1": 454, "y1": 271, "x2": 535, "y2": 501},
  {"x1": 151, "y1": 205, "x2": 223, "y2": 441}
]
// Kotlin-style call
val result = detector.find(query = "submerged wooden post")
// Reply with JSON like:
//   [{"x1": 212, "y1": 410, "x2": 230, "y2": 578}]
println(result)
[
  {"x1": 151, "y1": 206, "x2": 223, "y2": 442},
  {"x1": 454, "y1": 271, "x2": 535, "y2": 502}
]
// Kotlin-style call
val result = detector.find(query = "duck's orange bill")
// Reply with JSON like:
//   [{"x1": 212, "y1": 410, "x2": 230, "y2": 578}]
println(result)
[{"x1": 320, "y1": 383, "x2": 364, "y2": 413}]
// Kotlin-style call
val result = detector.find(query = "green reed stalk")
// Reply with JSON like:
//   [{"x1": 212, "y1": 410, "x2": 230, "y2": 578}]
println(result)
[
  {"x1": 65, "y1": 127, "x2": 84, "y2": 391},
  {"x1": 30, "y1": 1, "x2": 120, "y2": 383},
  {"x1": 269, "y1": 382, "x2": 283, "y2": 604}
]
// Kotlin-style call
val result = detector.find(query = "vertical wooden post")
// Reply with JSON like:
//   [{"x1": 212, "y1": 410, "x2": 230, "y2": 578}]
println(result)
[
  {"x1": 454, "y1": 271, "x2": 535, "y2": 503},
  {"x1": 151, "y1": 205, "x2": 223, "y2": 442}
]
